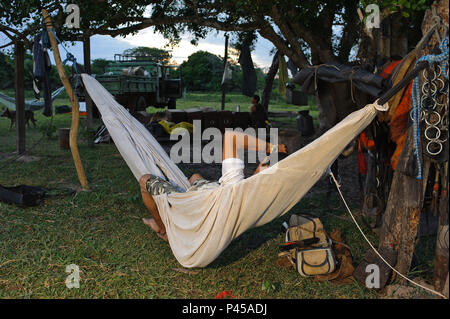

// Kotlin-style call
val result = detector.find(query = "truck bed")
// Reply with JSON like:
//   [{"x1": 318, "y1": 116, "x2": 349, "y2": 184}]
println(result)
[{"x1": 95, "y1": 74, "x2": 158, "y2": 95}]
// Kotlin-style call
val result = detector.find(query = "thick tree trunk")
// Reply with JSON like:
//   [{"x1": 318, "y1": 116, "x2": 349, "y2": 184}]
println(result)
[
  {"x1": 261, "y1": 52, "x2": 279, "y2": 115},
  {"x1": 378, "y1": 1, "x2": 449, "y2": 283},
  {"x1": 390, "y1": 13, "x2": 408, "y2": 58},
  {"x1": 378, "y1": 126, "x2": 429, "y2": 278}
]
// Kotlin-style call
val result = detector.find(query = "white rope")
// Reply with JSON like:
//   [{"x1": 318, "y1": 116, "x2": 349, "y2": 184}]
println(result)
[{"x1": 329, "y1": 172, "x2": 447, "y2": 299}]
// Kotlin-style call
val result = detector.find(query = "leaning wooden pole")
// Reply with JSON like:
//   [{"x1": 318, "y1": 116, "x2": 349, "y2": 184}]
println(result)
[{"x1": 42, "y1": 9, "x2": 89, "y2": 190}]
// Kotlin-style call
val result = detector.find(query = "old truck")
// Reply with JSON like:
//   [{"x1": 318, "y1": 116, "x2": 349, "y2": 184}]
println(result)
[{"x1": 93, "y1": 54, "x2": 182, "y2": 112}]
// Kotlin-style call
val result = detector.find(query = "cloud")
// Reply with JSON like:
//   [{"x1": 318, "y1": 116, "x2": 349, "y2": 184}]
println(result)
[
  {"x1": 48, "y1": 28, "x2": 276, "y2": 69},
  {"x1": 120, "y1": 28, "x2": 275, "y2": 68}
]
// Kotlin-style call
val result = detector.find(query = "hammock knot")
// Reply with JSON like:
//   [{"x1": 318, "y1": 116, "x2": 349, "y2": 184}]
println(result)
[{"x1": 373, "y1": 99, "x2": 389, "y2": 112}]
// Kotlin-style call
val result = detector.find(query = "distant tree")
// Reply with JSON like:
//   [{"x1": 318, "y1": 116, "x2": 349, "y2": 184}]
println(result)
[
  {"x1": 180, "y1": 51, "x2": 223, "y2": 91},
  {"x1": 0, "y1": 51, "x2": 14, "y2": 88},
  {"x1": 122, "y1": 47, "x2": 172, "y2": 63},
  {"x1": 179, "y1": 50, "x2": 266, "y2": 92},
  {"x1": 91, "y1": 58, "x2": 110, "y2": 75}
]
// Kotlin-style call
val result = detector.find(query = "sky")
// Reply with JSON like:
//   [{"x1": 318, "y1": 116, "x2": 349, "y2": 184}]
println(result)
[{"x1": 52, "y1": 28, "x2": 276, "y2": 70}]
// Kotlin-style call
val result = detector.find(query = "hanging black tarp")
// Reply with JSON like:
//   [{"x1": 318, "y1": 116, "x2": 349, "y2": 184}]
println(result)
[
  {"x1": 293, "y1": 63, "x2": 391, "y2": 135},
  {"x1": 293, "y1": 63, "x2": 390, "y2": 98}
]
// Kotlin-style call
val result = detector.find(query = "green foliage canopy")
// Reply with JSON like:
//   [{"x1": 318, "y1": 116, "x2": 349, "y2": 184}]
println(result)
[
  {"x1": 180, "y1": 50, "x2": 265, "y2": 92},
  {"x1": 122, "y1": 46, "x2": 172, "y2": 63}
]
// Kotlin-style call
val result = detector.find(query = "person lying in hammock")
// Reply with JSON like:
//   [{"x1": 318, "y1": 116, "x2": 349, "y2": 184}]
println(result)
[{"x1": 139, "y1": 130, "x2": 287, "y2": 241}]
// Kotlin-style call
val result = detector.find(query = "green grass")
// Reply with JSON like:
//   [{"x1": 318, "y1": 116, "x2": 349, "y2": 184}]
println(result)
[
  {"x1": 0, "y1": 91, "x2": 432, "y2": 299},
  {"x1": 150, "y1": 90, "x2": 318, "y2": 114}
]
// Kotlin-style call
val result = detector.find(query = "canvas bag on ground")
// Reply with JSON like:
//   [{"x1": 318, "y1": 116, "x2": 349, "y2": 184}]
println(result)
[{"x1": 286, "y1": 214, "x2": 336, "y2": 277}]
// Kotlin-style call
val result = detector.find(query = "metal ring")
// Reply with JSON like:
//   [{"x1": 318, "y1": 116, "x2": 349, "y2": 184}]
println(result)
[
  {"x1": 421, "y1": 81, "x2": 437, "y2": 95},
  {"x1": 436, "y1": 77, "x2": 445, "y2": 91},
  {"x1": 422, "y1": 69, "x2": 437, "y2": 82},
  {"x1": 434, "y1": 98, "x2": 447, "y2": 108},
  {"x1": 421, "y1": 94, "x2": 436, "y2": 109},
  {"x1": 424, "y1": 111, "x2": 441, "y2": 126},
  {"x1": 424, "y1": 125, "x2": 441, "y2": 140},
  {"x1": 437, "y1": 129, "x2": 448, "y2": 143},
  {"x1": 426, "y1": 140, "x2": 443, "y2": 156},
  {"x1": 410, "y1": 108, "x2": 424, "y2": 122},
  {"x1": 435, "y1": 64, "x2": 442, "y2": 78},
  {"x1": 431, "y1": 81, "x2": 438, "y2": 95}
]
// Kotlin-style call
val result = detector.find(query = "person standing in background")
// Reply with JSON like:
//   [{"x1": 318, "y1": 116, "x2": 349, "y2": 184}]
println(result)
[{"x1": 249, "y1": 95, "x2": 268, "y2": 129}]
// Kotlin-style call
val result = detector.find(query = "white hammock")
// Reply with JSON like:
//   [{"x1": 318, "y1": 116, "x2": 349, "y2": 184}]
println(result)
[{"x1": 82, "y1": 73, "x2": 386, "y2": 268}]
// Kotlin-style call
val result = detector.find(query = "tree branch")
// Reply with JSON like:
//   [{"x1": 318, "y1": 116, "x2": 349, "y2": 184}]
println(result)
[
  {"x1": 269, "y1": 5, "x2": 309, "y2": 67},
  {"x1": 0, "y1": 40, "x2": 13, "y2": 49},
  {"x1": 94, "y1": 14, "x2": 259, "y2": 37}
]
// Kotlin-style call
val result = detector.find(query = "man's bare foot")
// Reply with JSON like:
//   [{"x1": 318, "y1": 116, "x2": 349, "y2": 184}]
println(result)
[
  {"x1": 142, "y1": 218, "x2": 168, "y2": 242},
  {"x1": 156, "y1": 232, "x2": 168, "y2": 242},
  {"x1": 142, "y1": 218, "x2": 160, "y2": 233}
]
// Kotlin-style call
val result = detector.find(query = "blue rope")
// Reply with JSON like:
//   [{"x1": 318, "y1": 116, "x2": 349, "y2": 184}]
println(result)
[
  {"x1": 410, "y1": 37, "x2": 449, "y2": 180},
  {"x1": 50, "y1": 30, "x2": 78, "y2": 71},
  {"x1": 49, "y1": 30, "x2": 80, "y2": 104}
]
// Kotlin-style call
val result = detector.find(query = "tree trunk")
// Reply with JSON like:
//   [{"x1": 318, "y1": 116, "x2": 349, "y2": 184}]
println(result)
[
  {"x1": 14, "y1": 41, "x2": 25, "y2": 155},
  {"x1": 390, "y1": 13, "x2": 408, "y2": 58},
  {"x1": 261, "y1": 52, "x2": 279, "y2": 115},
  {"x1": 433, "y1": 165, "x2": 449, "y2": 292},
  {"x1": 378, "y1": 0, "x2": 449, "y2": 282},
  {"x1": 221, "y1": 33, "x2": 229, "y2": 111},
  {"x1": 378, "y1": 126, "x2": 428, "y2": 278}
]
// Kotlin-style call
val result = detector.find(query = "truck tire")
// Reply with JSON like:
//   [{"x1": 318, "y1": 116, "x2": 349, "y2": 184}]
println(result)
[
  {"x1": 136, "y1": 96, "x2": 147, "y2": 112},
  {"x1": 168, "y1": 98, "x2": 176, "y2": 109}
]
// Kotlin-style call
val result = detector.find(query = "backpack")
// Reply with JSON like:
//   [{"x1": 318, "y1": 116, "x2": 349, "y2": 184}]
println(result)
[{"x1": 282, "y1": 214, "x2": 336, "y2": 277}]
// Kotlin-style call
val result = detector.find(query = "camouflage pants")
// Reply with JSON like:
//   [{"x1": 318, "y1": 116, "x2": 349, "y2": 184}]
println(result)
[
  {"x1": 187, "y1": 178, "x2": 219, "y2": 192},
  {"x1": 145, "y1": 175, "x2": 183, "y2": 195}
]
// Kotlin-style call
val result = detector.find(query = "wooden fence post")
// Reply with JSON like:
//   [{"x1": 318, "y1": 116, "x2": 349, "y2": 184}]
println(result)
[{"x1": 42, "y1": 9, "x2": 89, "y2": 190}]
